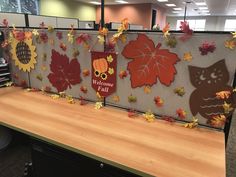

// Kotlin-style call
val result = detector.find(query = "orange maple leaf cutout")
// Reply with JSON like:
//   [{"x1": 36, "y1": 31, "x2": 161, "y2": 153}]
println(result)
[{"x1": 122, "y1": 34, "x2": 180, "y2": 88}]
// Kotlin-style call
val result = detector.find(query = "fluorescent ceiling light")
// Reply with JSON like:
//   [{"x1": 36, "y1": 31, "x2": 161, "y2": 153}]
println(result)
[
  {"x1": 116, "y1": 0, "x2": 128, "y2": 3},
  {"x1": 196, "y1": 2, "x2": 207, "y2": 6},
  {"x1": 199, "y1": 7, "x2": 208, "y2": 10},
  {"x1": 157, "y1": 0, "x2": 168, "y2": 2},
  {"x1": 166, "y1": 4, "x2": 176, "y2": 7},
  {"x1": 90, "y1": 1, "x2": 101, "y2": 5},
  {"x1": 173, "y1": 8, "x2": 182, "y2": 10},
  {"x1": 172, "y1": 11, "x2": 180, "y2": 13}
]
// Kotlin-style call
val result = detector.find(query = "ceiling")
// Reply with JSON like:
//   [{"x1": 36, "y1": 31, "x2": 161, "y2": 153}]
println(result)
[{"x1": 77, "y1": 0, "x2": 236, "y2": 16}]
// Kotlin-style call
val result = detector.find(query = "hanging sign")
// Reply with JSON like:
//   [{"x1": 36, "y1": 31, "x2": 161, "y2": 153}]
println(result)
[{"x1": 91, "y1": 51, "x2": 117, "y2": 97}]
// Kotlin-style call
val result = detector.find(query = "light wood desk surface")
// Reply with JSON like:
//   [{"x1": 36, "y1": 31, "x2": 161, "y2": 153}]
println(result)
[{"x1": 0, "y1": 87, "x2": 225, "y2": 177}]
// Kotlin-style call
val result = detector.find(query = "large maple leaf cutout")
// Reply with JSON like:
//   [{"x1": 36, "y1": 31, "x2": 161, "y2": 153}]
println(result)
[
  {"x1": 48, "y1": 49, "x2": 81, "y2": 92},
  {"x1": 122, "y1": 34, "x2": 180, "y2": 88}
]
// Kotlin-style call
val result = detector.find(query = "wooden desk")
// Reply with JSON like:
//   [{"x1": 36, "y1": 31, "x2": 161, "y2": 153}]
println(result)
[{"x1": 0, "y1": 87, "x2": 225, "y2": 177}]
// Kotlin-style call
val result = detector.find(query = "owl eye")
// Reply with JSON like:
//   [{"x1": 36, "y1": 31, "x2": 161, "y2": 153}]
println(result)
[
  {"x1": 210, "y1": 72, "x2": 217, "y2": 79},
  {"x1": 200, "y1": 74, "x2": 206, "y2": 81}
]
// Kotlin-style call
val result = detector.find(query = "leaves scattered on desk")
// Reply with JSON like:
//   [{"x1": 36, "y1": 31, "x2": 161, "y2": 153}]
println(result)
[
  {"x1": 184, "y1": 117, "x2": 198, "y2": 129},
  {"x1": 143, "y1": 110, "x2": 155, "y2": 123},
  {"x1": 95, "y1": 102, "x2": 103, "y2": 110}
]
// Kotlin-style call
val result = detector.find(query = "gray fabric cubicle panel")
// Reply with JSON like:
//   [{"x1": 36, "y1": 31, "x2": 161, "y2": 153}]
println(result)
[
  {"x1": 0, "y1": 13, "x2": 26, "y2": 27},
  {"x1": 106, "y1": 32, "x2": 236, "y2": 126}
]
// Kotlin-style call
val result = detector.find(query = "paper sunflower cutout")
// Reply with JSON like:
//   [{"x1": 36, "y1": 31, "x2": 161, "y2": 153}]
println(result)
[{"x1": 11, "y1": 38, "x2": 37, "y2": 72}]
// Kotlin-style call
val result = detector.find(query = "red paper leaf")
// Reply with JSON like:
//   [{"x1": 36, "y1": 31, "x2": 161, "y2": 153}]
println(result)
[
  {"x1": 48, "y1": 50, "x2": 81, "y2": 92},
  {"x1": 122, "y1": 34, "x2": 180, "y2": 88}
]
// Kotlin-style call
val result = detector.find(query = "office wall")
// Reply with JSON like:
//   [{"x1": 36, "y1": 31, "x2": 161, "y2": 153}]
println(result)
[
  {"x1": 96, "y1": 3, "x2": 166, "y2": 29},
  {"x1": 40, "y1": 0, "x2": 96, "y2": 21},
  {"x1": 167, "y1": 16, "x2": 236, "y2": 31}
]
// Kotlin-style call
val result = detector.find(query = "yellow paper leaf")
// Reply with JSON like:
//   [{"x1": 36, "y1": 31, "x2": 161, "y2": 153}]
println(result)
[
  {"x1": 184, "y1": 117, "x2": 198, "y2": 129},
  {"x1": 143, "y1": 110, "x2": 155, "y2": 123},
  {"x1": 112, "y1": 95, "x2": 120, "y2": 103},
  {"x1": 32, "y1": 29, "x2": 39, "y2": 36},
  {"x1": 107, "y1": 55, "x2": 113, "y2": 63},
  {"x1": 144, "y1": 86, "x2": 151, "y2": 94},
  {"x1": 225, "y1": 40, "x2": 235, "y2": 50},
  {"x1": 108, "y1": 68, "x2": 114, "y2": 75},
  {"x1": 223, "y1": 101, "x2": 233, "y2": 114},
  {"x1": 95, "y1": 102, "x2": 103, "y2": 110},
  {"x1": 183, "y1": 52, "x2": 193, "y2": 61},
  {"x1": 231, "y1": 31, "x2": 236, "y2": 38},
  {"x1": 51, "y1": 94, "x2": 60, "y2": 99}
]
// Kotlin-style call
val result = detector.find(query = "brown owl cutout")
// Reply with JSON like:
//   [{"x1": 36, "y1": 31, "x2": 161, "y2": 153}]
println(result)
[{"x1": 189, "y1": 59, "x2": 236, "y2": 123}]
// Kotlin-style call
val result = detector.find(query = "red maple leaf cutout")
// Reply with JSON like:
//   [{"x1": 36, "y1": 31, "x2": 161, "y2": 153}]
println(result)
[
  {"x1": 48, "y1": 50, "x2": 81, "y2": 92},
  {"x1": 122, "y1": 34, "x2": 180, "y2": 88}
]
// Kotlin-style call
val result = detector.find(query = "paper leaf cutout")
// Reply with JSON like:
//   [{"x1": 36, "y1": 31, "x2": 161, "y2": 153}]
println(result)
[
  {"x1": 119, "y1": 70, "x2": 128, "y2": 79},
  {"x1": 162, "y1": 23, "x2": 170, "y2": 38},
  {"x1": 216, "y1": 91, "x2": 231, "y2": 99},
  {"x1": 210, "y1": 115, "x2": 226, "y2": 128},
  {"x1": 128, "y1": 94, "x2": 137, "y2": 103},
  {"x1": 174, "y1": 87, "x2": 185, "y2": 97},
  {"x1": 223, "y1": 101, "x2": 233, "y2": 114},
  {"x1": 231, "y1": 32, "x2": 236, "y2": 38},
  {"x1": 143, "y1": 110, "x2": 155, "y2": 122},
  {"x1": 48, "y1": 50, "x2": 81, "y2": 92},
  {"x1": 144, "y1": 86, "x2": 151, "y2": 94},
  {"x1": 128, "y1": 109, "x2": 138, "y2": 118},
  {"x1": 154, "y1": 96, "x2": 164, "y2": 107},
  {"x1": 95, "y1": 102, "x2": 103, "y2": 109},
  {"x1": 39, "y1": 32, "x2": 48, "y2": 43},
  {"x1": 179, "y1": 21, "x2": 193, "y2": 41},
  {"x1": 60, "y1": 42, "x2": 67, "y2": 51},
  {"x1": 183, "y1": 52, "x2": 192, "y2": 61},
  {"x1": 82, "y1": 69, "x2": 90, "y2": 77},
  {"x1": 184, "y1": 117, "x2": 198, "y2": 129},
  {"x1": 176, "y1": 108, "x2": 187, "y2": 119},
  {"x1": 224, "y1": 40, "x2": 235, "y2": 50},
  {"x1": 122, "y1": 34, "x2": 180, "y2": 88},
  {"x1": 161, "y1": 116, "x2": 176, "y2": 123},
  {"x1": 112, "y1": 95, "x2": 120, "y2": 103},
  {"x1": 199, "y1": 42, "x2": 216, "y2": 55},
  {"x1": 66, "y1": 95, "x2": 75, "y2": 104},
  {"x1": 80, "y1": 86, "x2": 88, "y2": 94},
  {"x1": 56, "y1": 31, "x2": 63, "y2": 40},
  {"x1": 36, "y1": 74, "x2": 43, "y2": 81},
  {"x1": 73, "y1": 48, "x2": 80, "y2": 58},
  {"x1": 165, "y1": 36, "x2": 177, "y2": 48}
]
